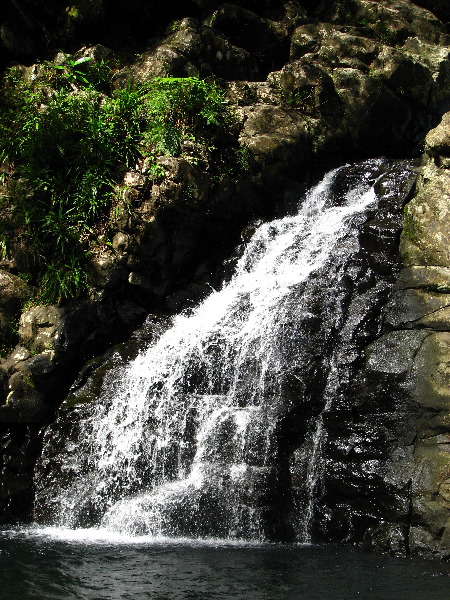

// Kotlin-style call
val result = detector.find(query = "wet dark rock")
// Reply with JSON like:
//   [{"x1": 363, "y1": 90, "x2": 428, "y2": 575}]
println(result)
[
  {"x1": 355, "y1": 111, "x2": 450, "y2": 558},
  {"x1": 366, "y1": 330, "x2": 431, "y2": 375}
]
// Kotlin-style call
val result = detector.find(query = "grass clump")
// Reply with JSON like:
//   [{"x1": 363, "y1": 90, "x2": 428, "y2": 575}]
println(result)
[
  {"x1": 141, "y1": 76, "x2": 228, "y2": 156},
  {"x1": 0, "y1": 56, "x2": 233, "y2": 303}
]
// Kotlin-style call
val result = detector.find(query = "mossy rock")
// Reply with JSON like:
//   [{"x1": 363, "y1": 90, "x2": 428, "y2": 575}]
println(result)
[{"x1": 400, "y1": 164, "x2": 450, "y2": 266}]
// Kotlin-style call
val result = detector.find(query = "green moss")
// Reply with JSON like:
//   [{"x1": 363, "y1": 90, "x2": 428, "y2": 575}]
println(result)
[
  {"x1": 63, "y1": 393, "x2": 97, "y2": 409},
  {"x1": 21, "y1": 371, "x2": 35, "y2": 390},
  {"x1": 65, "y1": 0, "x2": 103, "y2": 21},
  {"x1": 66, "y1": 6, "x2": 81, "y2": 20},
  {"x1": 168, "y1": 19, "x2": 181, "y2": 33},
  {"x1": 344, "y1": 11, "x2": 396, "y2": 45},
  {"x1": 344, "y1": 12, "x2": 375, "y2": 27},
  {"x1": 402, "y1": 205, "x2": 419, "y2": 242}
]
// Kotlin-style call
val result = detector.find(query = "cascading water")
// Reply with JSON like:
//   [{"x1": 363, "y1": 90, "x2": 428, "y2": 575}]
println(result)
[{"x1": 34, "y1": 158, "x2": 415, "y2": 542}]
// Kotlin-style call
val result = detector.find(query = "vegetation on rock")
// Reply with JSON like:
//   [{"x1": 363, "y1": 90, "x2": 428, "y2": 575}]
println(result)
[{"x1": 0, "y1": 56, "x2": 234, "y2": 303}]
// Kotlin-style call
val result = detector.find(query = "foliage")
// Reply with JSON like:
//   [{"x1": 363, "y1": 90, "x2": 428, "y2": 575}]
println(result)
[
  {"x1": 168, "y1": 19, "x2": 181, "y2": 33},
  {"x1": 140, "y1": 77, "x2": 229, "y2": 156},
  {"x1": 53, "y1": 55, "x2": 112, "y2": 91},
  {"x1": 0, "y1": 57, "x2": 233, "y2": 303},
  {"x1": 213, "y1": 144, "x2": 252, "y2": 180}
]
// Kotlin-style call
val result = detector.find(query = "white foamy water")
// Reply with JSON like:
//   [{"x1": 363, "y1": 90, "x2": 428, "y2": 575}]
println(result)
[
  {"x1": 7, "y1": 525, "x2": 264, "y2": 547},
  {"x1": 36, "y1": 161, "x2": 386, "y2": 539}
]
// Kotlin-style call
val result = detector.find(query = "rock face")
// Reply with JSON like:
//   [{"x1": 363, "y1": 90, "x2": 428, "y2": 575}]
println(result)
[
  {"x1": 308, "y1": 112, "x2": 450, "y2": 558},
  {"x1": 0, "y1": 0, "x2": 449, "y2": 557},
  {"x1": 387, "y1": 114, "x2": 450, "y2": 556}
]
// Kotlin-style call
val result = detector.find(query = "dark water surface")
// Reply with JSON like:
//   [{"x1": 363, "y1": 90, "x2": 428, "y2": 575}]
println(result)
[{"x1": 0, "y1": 528, "x2": 448, "y2": 600}]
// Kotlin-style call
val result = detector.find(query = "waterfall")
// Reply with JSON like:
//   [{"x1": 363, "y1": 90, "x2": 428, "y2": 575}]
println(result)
[{"x1": 34, "y1": 158, "x2": 415, "y2": 541}]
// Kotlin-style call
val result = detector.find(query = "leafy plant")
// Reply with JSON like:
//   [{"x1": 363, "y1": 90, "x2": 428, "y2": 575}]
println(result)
[
  {"x1": 140, "y1": 77, "x2": 229, "y2": 155},
  {"x1": 0, "y1": 314, "x2": 20, "y2": 358},
  {"x1": 235, "y1": 145, "x2": 252, "y2": 171},
  {"x1": 54, "y1": 56, "x2": 93, "y2": 87},
  {"x1": 39, "y1": 254, "x2": 88, "y2": 304},
  {"x1": 0, "y1": 61, "x2": 235, "y2": 303},
  {"x1": 0, "y1": 65, "x2": 141, "y2": 302},
  {"x1": 168, "y1": 20, "x2": 181, "y2": 33}
]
